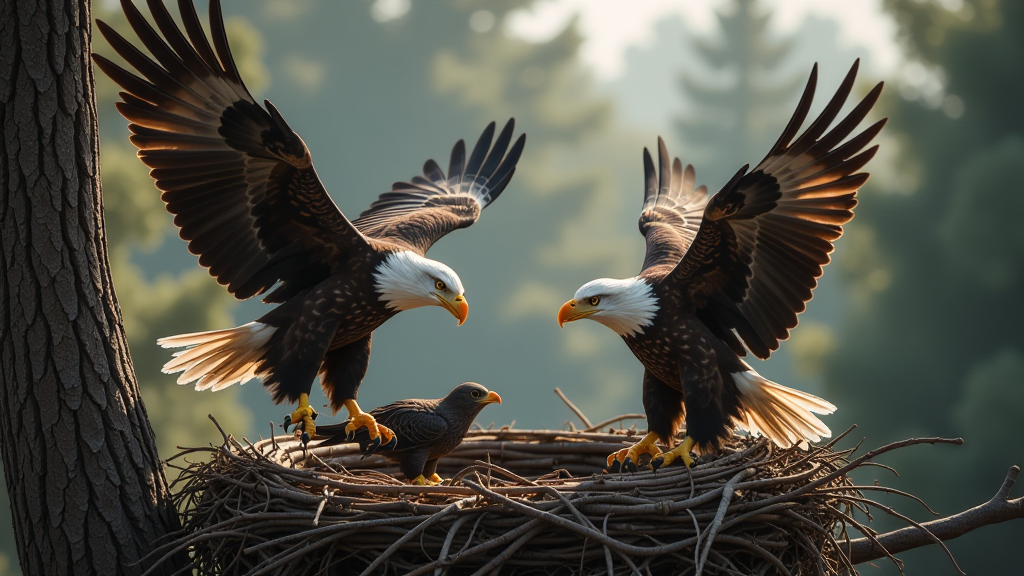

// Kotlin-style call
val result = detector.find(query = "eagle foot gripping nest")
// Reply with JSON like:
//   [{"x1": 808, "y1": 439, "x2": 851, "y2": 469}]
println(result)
[{"x1": 144, "y1": 418, "x2": 1021, "y2": 576}]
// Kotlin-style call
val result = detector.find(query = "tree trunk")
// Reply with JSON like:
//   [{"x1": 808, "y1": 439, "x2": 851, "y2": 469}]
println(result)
[{"x1": 0, "y1": 1, "x2": 182, "y2": 574}]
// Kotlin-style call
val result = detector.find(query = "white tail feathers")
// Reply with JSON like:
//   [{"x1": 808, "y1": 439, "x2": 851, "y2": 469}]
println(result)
[
  {"x1": 157, "y1": 322, "x2": 275, "y2": 391},
  {"x1": 731, "y1": 371, "x2": 836, "y2": 449}
]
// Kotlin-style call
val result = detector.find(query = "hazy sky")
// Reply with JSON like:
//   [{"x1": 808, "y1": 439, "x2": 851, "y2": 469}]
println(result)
[{"x1": 505, "y1": 0, "x2": 901, "y2": 80}]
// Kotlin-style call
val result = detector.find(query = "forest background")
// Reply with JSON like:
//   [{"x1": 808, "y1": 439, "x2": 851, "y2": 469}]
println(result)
[{"x1": 2, "y1": 0, "x2": 1020, "y2": 574}]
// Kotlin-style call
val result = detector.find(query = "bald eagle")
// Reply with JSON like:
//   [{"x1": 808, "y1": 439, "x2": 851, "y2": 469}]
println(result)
[
  {"x1": 93, "y1": 0, "x2": 525, "y2": 444},
  {"x1": 557, "y1": 62, "x2": 883, "y2": 471}
]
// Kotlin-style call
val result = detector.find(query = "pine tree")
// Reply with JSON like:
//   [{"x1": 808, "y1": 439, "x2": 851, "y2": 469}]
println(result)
[{"x1": 676, "y1": 0, "x2": 803, "y2": 187}]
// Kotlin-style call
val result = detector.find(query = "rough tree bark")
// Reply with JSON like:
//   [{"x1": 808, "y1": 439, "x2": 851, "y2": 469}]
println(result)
[{"x1": 0, "y1": 1, "x2": 181, "y2": 574}]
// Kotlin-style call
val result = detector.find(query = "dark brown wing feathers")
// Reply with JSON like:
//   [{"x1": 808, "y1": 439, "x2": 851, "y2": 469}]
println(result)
[
  {"x1": 668, "y1": 60, "x2": 885, "y2": 359},
  {"x1": 638, "y1": 138, "x2": 710, "y2": 272},
  {"x1": 353, "y1": 119, "x2": 526, "y2": 254},
  {"x1": 93, "y1": 0, "x2": 368, "y2": 303},
  {"x1": 316, "y1": 399, "x2": 449, "y2": 451}
]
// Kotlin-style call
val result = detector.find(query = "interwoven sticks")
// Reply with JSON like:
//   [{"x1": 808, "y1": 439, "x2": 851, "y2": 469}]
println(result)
[{"x1": 154, "y1": 422, "x2": 962, "y2": 576}]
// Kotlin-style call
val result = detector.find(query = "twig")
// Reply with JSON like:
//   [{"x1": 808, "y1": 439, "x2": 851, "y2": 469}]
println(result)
[
  {"x1": 434, "y1": 513, "x2": 473, "y2": 576},
  {"x1": 696, "y1": 468, "x2": 754, "y2": 576},
  {"x1": 554, "y1": 387, "x2": 593, "y2": 429},
  {"x1": 585, "y1": 414, "x2": 647, "y2": 433},
  {"x1": 357, "y1": 500, "x2": 468, "y2": 576},
  {"x1": 468, "y1": 524, "x2": 545, "y2": 576}
]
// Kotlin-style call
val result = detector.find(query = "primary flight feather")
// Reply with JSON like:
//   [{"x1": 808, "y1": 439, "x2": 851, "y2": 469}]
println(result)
[{"x1": 93, "y1": 0, "x2": 525, "y2": 445}]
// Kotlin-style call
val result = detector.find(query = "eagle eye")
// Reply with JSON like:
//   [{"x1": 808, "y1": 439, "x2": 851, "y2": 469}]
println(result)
[
  {"x1": 471, "y1": 389, "x2": 481, "y2": 398},
  {"x1": 435, "y1": 280, "x2": 447, "y2": 291},
  {"x1": 588, "y1": 296, "x2": 601, "y2": 307}
]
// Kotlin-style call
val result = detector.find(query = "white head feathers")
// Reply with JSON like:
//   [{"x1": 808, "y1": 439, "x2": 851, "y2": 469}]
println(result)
[
  {"x1": 374, "y1": 251, "x2": 464, "y2": 311},
  {"x1": 573, "y1": 277, "x2": 659, "y2": 336}
]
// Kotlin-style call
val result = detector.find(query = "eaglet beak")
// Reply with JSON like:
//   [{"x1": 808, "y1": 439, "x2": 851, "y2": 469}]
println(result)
[
  {"x1": 435, "y1": 293, "x2": 469, "y2": 326},
  {"x1": 478, "y1": 390, "x2": 502, "y2": 405},
  {"x1": 557, "y1": 299, "x2": 598, "y2": 327}
]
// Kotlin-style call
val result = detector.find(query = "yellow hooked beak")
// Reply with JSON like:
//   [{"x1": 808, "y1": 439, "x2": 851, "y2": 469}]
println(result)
[
  {"x1": 435, "y1": 293, "x2": 469, "y2": 326},
  {"x1": 478, "y1": 390, "x2": 502, "y2": 405},
  {"x1": 557, "y1": 299, "x2": 599, "y2": 327}
]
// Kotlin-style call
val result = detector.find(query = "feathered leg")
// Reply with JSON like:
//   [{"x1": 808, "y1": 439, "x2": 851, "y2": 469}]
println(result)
[
  {"x1": 652, "y1": 358, "x2": 731, "y2": 470},
  {"x1": 608, "y1": 370, "x2": 684, "y2": 472},
  {"x1": 319, "y1": 334, "x2": 395, "y2": 450},
  {"x1": 259, "y1": 304, "x2": 341, "y2": 444}
]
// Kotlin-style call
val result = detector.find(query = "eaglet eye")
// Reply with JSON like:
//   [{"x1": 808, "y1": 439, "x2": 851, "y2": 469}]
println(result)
[
  {"x1": 435, "y1": 280, "x2": 447, "y2": 291},
  {"x1": 471, "y1": 389, "x2": 482, "y2": 398},
  {"x1": 588, "y1": 296, "x2": 601, "y2": 307}
]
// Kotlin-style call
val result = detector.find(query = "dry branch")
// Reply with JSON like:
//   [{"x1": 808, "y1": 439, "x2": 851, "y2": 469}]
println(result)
[
  {"x1": 847, "y1": 465, "x2": 1023, "y2": 564},
  {"x1": 151, "y1": 419, "x2": 1024, "y2": 576}
]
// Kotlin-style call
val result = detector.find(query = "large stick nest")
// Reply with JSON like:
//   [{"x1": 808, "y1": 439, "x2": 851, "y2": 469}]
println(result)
[{"x1": 153, "y1": 421, "x2": 955, "y2": 576}]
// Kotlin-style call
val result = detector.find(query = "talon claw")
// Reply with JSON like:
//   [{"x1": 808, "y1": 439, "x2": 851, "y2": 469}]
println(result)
[
  {"x1": 380, "y1": 435, "x2": 398, "y2": 451},
  {"x1": 366, "y1": 434, "x2": 382, "y2": 454},
  {"x1": 311, "y1": 411, "x2": 318, "y2": 421},
  {"x1": 609, "y1": 460, "x2": 621, "y2": 473},
  {"x1": 300, "y1": 431, "x2": 310, "y2": 445},
  {"x1": 623, "y1": 457, "x2": 637, "y2": 473},
  {"x1": 650, "y1": 457, "x2": 664, "y2": 472},
  {"x1": 283, "y1": 415, "x2": 292, "y2": 428}
]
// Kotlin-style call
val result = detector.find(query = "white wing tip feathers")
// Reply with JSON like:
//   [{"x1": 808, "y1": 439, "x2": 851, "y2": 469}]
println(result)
[
  {"x1": 158, "y1": 322, "x2": 275, "y2": 391},
  {"x1": 731, "y1": 370, "x2": 835, "y2": 450}
]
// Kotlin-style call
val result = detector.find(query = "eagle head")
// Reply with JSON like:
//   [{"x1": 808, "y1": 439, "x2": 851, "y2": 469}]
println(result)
[
  {"x1": 374, "y1": 251, "x2": 469, "y2": 325},
  {"x1": 443, "y1": 382, "x2": 503, "y2": 409},
  {"x1": 557, "y1": 277, "x2": 658, "y2": 337}
]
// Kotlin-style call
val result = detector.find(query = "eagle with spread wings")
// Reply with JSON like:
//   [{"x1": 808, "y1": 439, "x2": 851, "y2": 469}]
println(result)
[
  {"x1": 558, "y1": 62, "x2": 884, "y2": 471},
  {"x1": 93, "y1": 0, "x2": 525, "y2": 444}
]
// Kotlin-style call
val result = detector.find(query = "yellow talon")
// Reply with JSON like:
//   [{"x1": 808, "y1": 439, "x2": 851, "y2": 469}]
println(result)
[
  {"x1": 377, "y1": 425, "x2": 396, "y2": 447},
  {"x1": 651, "y1": 436, "x2": 696, "y2": 471},
  {"x1": 626, "y1": 432, "x2": 663, "y2": 462},
  {"x1": 342, "y1": 399, "x2": 380, "y2": 439},
  {"x1": 607, "y1": 432, "x2": 662, "y2": 472},
  {"x1": 289, "y1": 393, "x2": 317, "y2": 439},
  {"x1": 411, "y1": 475, "x2": 441, "y2": 486},
  {"x1": 428, "y1": 473, "x2": 444, "y2": 485}
]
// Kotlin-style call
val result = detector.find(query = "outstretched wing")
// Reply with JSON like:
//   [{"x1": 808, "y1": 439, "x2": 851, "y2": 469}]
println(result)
[
  {"x1": 93, "y1": 0, "x2": 369, "y2": 303},
  {"x1": 352, "y1": 120, "x2": 526, "y2": 254},
  {"x1": 667, "y1": 61, "x2": 886, "y2": 359},
  {"x1": 638, "y1": 138, "x2": 710, "y2": 273}
]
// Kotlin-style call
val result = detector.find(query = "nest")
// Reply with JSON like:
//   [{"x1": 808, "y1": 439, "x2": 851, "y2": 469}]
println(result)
[{"x1": 153, "y1": 420, "x2": 953, "y2": 576}]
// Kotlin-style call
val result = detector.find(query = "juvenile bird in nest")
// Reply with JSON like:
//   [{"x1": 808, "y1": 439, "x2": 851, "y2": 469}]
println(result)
[
  {"x1": 558, "y1": 61, "x2": 884, "y2": 472},
  {"x1": 93, "y1": 0, "x2": 524, "y2": 448},
  {"x1": 316, "y1": 383, "x2": 502, "y2": 485}
]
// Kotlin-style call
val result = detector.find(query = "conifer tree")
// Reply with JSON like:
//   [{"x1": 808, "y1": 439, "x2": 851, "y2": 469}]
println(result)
[{"x1": 677, "y1": 0, "x2": 802, "y2": 186}]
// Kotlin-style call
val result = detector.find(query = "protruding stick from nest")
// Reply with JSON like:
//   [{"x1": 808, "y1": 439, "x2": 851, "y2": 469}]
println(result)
[
  {"x1": 848, "y1": 465, "x2": 1023, "y2": 564},
  {"x1": 554, "y1": 387, "x2": 592, "y2": 429}
]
